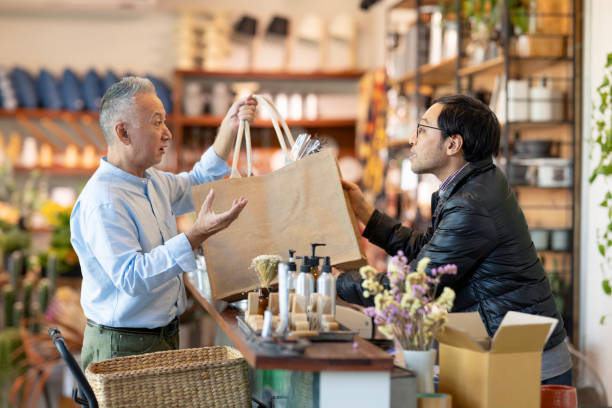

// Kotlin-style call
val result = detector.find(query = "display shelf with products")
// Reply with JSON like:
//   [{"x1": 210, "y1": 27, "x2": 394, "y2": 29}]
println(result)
[
  {"x1": 454, "y1": 0, "x2": 580, "y2": 339},
  {"x1": 380, "y1": 0, "x2": 581, "y2": 336},
  {"x1": 380, "y1": 0, "x2": 461, "y2": 237},
  {"x1": 172, "y1": 69, "x2": 363, "y2": 171},
  {"x1": 179, "y1": 115, "x2": 356, "y2": 128}
]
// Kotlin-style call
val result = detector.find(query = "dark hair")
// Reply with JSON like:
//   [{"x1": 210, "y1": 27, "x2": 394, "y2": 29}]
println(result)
[{"x1": 432, "y1": 94, "x2": 500, "y2": 162}]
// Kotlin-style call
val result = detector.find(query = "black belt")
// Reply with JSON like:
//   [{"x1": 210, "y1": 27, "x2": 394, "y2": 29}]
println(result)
[{"x1": 86, "y1": 317, "x2": 179, "y2": 336}]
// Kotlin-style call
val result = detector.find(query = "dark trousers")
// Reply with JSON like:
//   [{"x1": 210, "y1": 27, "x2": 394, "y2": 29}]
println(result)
[
  {"x1": 542, "y1": 369, "x2": 572, "y2": 386},
  {"x1": 81, "y1": 318, "x2": 179, "y2": 371}
]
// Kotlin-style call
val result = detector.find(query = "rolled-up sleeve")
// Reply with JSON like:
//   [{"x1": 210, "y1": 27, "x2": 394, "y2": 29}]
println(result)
[{"x1": 161, "y1": 146, "x2": 231, "y2": 216}]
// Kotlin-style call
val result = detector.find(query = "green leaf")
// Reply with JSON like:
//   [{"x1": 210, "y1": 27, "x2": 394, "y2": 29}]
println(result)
[
  {"x1": 607, "y1": 52, "x2": 612, "y2": 68},
  {"x1": 598, "y1": 121, "x2": 606, "y2": 131},
  {"x1": 599, "y1": 244, "x2": 606, "y2": 256},
  {"x1": 603, "y1": 279, "x2": 612, "y2": 295},
  {"x1": 601, "y1": 315, "x2": 607, "y2": 325},
  {"x1": 601, "y1": 199, "x2": 608, "y2": 207},
  {"x1": 602, "y1": 163, "x2": 612, "y2": 175}
]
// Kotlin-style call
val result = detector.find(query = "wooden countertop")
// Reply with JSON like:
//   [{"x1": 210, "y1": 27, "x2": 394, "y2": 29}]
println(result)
[{"x1": 185, "y1": 276, "x2": 393, "y2": 372}]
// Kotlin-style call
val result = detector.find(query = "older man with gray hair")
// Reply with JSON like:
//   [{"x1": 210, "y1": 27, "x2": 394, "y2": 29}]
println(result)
[{"x1": 71, "y1": 76, "x2": 256, "y2": 369}]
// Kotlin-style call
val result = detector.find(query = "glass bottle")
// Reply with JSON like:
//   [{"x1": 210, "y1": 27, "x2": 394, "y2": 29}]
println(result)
[{"x1": 257, "y1": 287, "x2": 270, "y2": 315}]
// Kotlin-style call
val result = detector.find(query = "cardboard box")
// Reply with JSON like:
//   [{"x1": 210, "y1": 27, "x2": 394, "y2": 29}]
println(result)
[{"x1": 437, "y1": 311, "x2": 558, "y2": 408}]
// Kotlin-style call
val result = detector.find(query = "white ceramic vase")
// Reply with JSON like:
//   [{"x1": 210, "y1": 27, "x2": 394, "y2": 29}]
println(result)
[{"x1": 403, "y1": 348, "x2": 436, "y2": 394}]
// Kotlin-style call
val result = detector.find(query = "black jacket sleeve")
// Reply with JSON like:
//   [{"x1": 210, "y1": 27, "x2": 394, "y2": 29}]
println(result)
[{"x1": 337, "y1": 200, "x2": 498, "y2": 306}]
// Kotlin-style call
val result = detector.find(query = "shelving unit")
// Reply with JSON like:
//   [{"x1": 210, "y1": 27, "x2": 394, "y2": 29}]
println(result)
[
  {"x1": 179, "y1": 115, "x2": 355, "y2": 128},
  {"x1": 172, "y1": 69, "x2": 363, "y2": 171},
  {"x1": 455, "y1": 0, "x2": 579, "y2": 338},
  {"x1": 0, "y1": 108, "x2": 109, "y2": 176},
  {"x1": 382, "y1": 0, "x2": 581, "y2": 338},
  {"x1": 381, "y1": 0, "x2": 460, "y2": 226}
]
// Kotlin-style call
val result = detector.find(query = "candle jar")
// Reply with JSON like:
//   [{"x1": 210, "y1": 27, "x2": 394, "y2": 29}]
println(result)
[{"x1": 257, "y1": 287, "x2": 270, "y2": 315}]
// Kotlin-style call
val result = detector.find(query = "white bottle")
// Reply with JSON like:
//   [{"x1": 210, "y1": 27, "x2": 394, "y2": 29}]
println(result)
[
  {"x1": 507, "y1": 79, "x2": 529, "y2": 122},
  {"x1": 530, "y1": 78, "x2": 563, "y2": 122},
  {"x1": 317, "y1": 256, "x2": 336, "y2": 316},
  {"x1": 289, "y1": 92, "x2": 303, "y2": 120},
  {"x1": 277, "y1": 262, "x2": 290, "y2": 334},
  {"x1": 304, "y1": 93, "x2": 318, "y2": 120}
]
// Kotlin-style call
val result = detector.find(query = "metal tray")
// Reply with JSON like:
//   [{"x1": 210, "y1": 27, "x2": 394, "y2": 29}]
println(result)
[{"x1": 236, "y1": 315, "x2": 356, "y2": 342}]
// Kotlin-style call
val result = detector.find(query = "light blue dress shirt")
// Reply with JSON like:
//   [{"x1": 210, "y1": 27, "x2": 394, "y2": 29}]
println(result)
[{"x1": 71, "y1": 147, "x2": 230, "y2": 328}]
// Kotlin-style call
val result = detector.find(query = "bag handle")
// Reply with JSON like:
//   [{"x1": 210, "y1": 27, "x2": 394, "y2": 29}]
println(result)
[{"x1": 230, "y1": 94, "x2": 295, "y2": 178}]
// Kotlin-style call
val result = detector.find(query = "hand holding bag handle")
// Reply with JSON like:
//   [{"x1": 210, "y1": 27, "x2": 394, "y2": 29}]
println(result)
[{"x1": 230, "y1": 94, "x2": 295, "y2": 178}]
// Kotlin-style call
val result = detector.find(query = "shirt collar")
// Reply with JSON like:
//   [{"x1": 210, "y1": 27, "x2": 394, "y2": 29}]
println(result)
[
  {"x1": 439, "y1": 162, "x2": 469, "y2": 192},
  {"x1": 99, "y1": 157, "x2": 153, "y2": 186}
]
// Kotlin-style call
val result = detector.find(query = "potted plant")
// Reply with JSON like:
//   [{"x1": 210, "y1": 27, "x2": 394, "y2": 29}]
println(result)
[
  {"x1": 589, "y1": 52, "x2": 612, "y2": 324},
  {"x1": 360, "y1": 252, "x2": 457, "y2": 393},
  {"x1": 459, "y1": 0, "x2": 530, "y2": 65},
  {"x1": 38, "y1": 201, "x2": 79, "y2": 277}
]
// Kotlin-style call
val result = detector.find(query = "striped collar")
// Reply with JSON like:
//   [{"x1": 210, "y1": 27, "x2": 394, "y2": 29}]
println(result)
[{"x1": 439, "y1": 162, "x2": 469, "y2": 192}]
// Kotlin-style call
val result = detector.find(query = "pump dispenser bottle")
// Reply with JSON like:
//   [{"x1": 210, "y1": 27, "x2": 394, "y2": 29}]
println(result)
[
  {"x1": 317, "y1": 256, "x2": 336, "y2": 316},
  {"x1": 295, "y1": 256, "x2": 314, "y2": 305},
  {"x1": 288, "y1": 249, "x2": 297, "y2": 292},
  {"x1": 309, "y1": 243, "x2": 326, "y2": 291}
]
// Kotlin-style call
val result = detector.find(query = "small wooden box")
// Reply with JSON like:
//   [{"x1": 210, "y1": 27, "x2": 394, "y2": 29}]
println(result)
[
  {"x1": 513, "y1": 35, "x2": 566, "y2": 58},
  {"x1": 536, "y1": 0, "x2": 572, "y2": 35}
]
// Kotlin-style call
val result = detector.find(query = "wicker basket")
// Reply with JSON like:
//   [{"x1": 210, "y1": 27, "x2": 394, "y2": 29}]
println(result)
[{"x1": 85, "y1": 346, "x2": 251, "y2": 408}]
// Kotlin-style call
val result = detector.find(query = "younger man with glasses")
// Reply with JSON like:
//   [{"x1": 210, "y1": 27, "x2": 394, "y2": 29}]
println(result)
[{"x1": 337, "y1": 94, "x2": 572, "y2": 385}]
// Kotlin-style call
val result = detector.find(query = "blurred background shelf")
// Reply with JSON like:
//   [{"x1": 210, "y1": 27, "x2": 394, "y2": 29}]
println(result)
[{"x1": 178, "y1": 115, "x2": 356, "y2": 128}]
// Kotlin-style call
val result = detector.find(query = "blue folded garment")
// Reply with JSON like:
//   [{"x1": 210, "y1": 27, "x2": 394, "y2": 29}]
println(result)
[
  {"x1": 146, "y1": 75, "x2": 173, "y2": 113},
  {"x1": 102, "y1": 70, "x2": 119, "y2": 93},
  {"x1": 10, "y1": 67, "x2": 39, "y2": 108},
  {"x1": 60, "y1": 69, "x2": 85, "y2": 111},
  {"x1": 0, "y1": 69, "x2": 17, "y2": 111},
  {"x1": 36, "y1": 69, "x2": 63, "y2": 110},
  {"x1": 82, "y1": 69, "x2": 102, "y2": 111}
]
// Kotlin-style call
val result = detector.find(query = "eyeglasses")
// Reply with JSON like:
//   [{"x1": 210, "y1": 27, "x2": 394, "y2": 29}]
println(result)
[
  {"x1": 413, "y1": 122, "x2": 445, "y2": 143},
  {"x1": 416, "y1": 122, "x2": 444, "y2": 135}
]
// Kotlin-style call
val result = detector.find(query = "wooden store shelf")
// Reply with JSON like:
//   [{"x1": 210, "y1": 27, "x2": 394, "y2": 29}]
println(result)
[
  {"x1": 0, "y1": 108, "x2": 175, "y2": 123},
  {"x1": 13, "y1": 165, "x2": 95, "y2": 176},
  {"x1": 178, "y1": 115, "x2": 356, "y2": 128},
  {"x1": 459, "y1": 56, "x2": 505, "y2": 77},
  {"x1": 392, "y1": 0, "x2": 453, "y2": 8},
  {"x1": 390, "y1": 56, "x2": 458, "y2": 87},
  {"x1": 175, "y1": 70, "x2": 364, "y2": 80},
  {"x1": 459, "y1": 56, "x2": 573, "y2": 78},
  {"x1": 0, "y1": 108, "x2": 98, "y2": 120},
  {"x1": 503, "y1": 120, "x2": 573, "y2": 131}
]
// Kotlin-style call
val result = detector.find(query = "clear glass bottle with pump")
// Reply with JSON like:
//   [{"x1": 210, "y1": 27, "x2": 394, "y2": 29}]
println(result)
[
  {"x1": 295, "y1": 256, "x2": 314, "y2": 305},
  {"x1": 317, "y1": 256, "x2": 336, "y2": 316}
]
